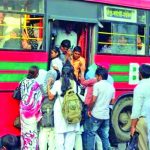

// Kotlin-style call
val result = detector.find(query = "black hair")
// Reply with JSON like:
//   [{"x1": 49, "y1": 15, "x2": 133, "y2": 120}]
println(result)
[
  {"x1": 95, "y1": 67, "x2": 108, "y2": 80},
  {"x1": 139, "y1": 64, "x2": 150, "y2": 79},
  {"x1": 51, "y1": 46, "x2": 60, "y2": 57},
  {"x1": 1, "y1": 135, "x2": 19, "y2": 150},
  {"x1": 54, "y1": 69, "x2": 61, "y2": 80},
  {"x1": 61, "y1": 60, "x2": 77, "y2": 96},
  {"x1": 73, "y1": 46, "x2": 81, "y2": 53},
  {"x1": 60, "y1": 39, "x2": 71, "y2": 49},
  {"x1": 27, "y1": 66, "x2": 39, "y2": 79}
]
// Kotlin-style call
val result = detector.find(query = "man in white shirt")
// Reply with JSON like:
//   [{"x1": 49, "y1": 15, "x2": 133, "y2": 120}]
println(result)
[
  {"x1": 55, "y1": 23, "x2": 77, "y2": 50},
  {"x1": 84, "y1": 67, "x2": 115, "y2": 150},
  {"x1": 130, "y1": 64, "x2": 150, "y2": 150}
]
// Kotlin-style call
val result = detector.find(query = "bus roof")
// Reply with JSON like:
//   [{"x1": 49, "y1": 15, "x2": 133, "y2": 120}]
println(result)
[{"x1": 85, "y1": 0, "x2": 150, "y2": 10}]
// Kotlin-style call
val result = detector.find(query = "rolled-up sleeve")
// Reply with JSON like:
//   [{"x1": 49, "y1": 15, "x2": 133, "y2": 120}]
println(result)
[{"x1": 131, "y1": 87, "x2": 144, "y2": 119}]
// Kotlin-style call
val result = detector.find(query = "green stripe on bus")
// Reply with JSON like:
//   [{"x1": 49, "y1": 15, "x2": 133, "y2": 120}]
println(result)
[
  {"x1": 112, "y1": 75, "x2": 129, "y2": 82},
  {"x1": 0, "y1": 62, "x2": 47, "y2": 70},
  {"x1": 0, "y1": 74, "x2": 26, "y2": 82},
  {"x1": 110, "y1": 65, "x2": 129, "y2": 72}
]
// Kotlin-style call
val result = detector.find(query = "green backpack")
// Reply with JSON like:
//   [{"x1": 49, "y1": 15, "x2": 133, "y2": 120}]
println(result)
[{"x1": 62, "y1": 82, "x2": 82, "y2": 124}]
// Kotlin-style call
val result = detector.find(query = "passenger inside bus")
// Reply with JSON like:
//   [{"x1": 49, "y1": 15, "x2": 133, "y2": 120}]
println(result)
[
  {"x1": 0, "y1": 12, "x2": 6, "y2": 48},
  {"x1": 101, "y1": 36, "x2": 112, "y2": 53},
  {"x1": 54, "y1": 21, "x2": 77, "y2": 50},
  {"x1": 3, "y1": 28, "x2": 21, "y2": 49},
  {"x1": 112, "y1": 35, "x2": 136, "y2": 55},
  {"x1": 137, "y1": 36, "x2": 145, "y2": 55}
]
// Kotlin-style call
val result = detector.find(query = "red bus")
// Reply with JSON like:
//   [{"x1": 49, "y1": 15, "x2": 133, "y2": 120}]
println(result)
[{"x1": 0, "y1": 0, "x2": 150, "y2": 142}]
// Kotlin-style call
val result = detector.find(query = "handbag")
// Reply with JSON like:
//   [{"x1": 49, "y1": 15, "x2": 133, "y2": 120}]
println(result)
[
  {"x1": 13, "y1": 83, "x2": 21, "y2": 100},
  {"x1": 126, "y1": 132, "x2": 139, "y2": 150}
]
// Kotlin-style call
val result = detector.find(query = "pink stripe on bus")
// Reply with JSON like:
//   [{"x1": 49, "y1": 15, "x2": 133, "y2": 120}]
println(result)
[
  {"x1": 0, "y1": 70, "x2": 28, "y2": 74},
  {"x1": 86, "y1": 0, "x2": 150, "y2": 9},
  {"x1": 0, "y1": 82, "x2": 19, "y2": 91},
  {"x1": 0, "y1": 51, "x2": 48, "y2": 62}
]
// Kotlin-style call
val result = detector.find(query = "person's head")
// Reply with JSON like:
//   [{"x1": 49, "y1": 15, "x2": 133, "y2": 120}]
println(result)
[
  {"x1": 107, "y1": 36, "x2": 111, "y2": 46},
  {"x1": 61, "y1": 61, "x2": 75, "y2": 96},
  {"x1": 64, "y1": 23, "x2": 74, "y2": 34},
  {"x1": 137, "y1": 36, "x2": 142, "y2": 50},
  {"x1": 118, "y1": 36, "x2": 127, "y2": 46},
  {"x1": 51, "y1": 47, "x2": 60, "y2": 59},
  {"x1": 44, "y1": 69, "x2": 57, "y2": 86},
  {"x1": 95, "y1": 67, "x2": 108, "y2": 81},
  {"x1": 60, "y1": 39, "x2": 71, "y2": 54},
  {"x1": 0, "y1": 13, "x2": 4, "y2": 24},
  {"x1": 73, "y1": 46, "x2": 82, "y2": 60},
  {"x1": 27, "y1": 66, "x2": 39, "y2": 79},
  {"x1": 1, "y1": 135, "x2": 19, "y2": 150},
  {"x1": 10, "y1": 28, "x2": 20, "y2": 38},
  {"x1": 139, "y1": 64, "x2": 150, "y2": 80}
]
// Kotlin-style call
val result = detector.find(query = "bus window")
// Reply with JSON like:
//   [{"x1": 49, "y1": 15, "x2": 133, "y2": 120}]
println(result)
[
  {"x1": 0, "y1": 12, "x2": 44, "y2": 51},
  {"x1": 21, "y1": 15, "x2": 44, "y2": 50},
  {"x1": 111, "y1": 23, "x2": 137, "y2": 55},
  {"x1": 0, "y1": 12, "x2": 21, "y2": 49},
  {"x1": 98, "y1": 22, "x2": 138, "y2": 55},
  {"x1": 0, "y1": 0, "x2": 44, "y2": 13}
]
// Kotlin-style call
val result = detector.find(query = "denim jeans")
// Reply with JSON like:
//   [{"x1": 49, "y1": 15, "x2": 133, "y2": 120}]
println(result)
[{"x1": 83, "y1": 115, "x2": 110, "y2": 150}]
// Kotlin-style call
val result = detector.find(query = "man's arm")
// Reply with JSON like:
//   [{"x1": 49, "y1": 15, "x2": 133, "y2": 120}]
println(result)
[
  {"x1": 88, "y1": 95, "x2": 97, "y2": 116},
  {"x1": 47, "y1": 78, "x2": 55, "y2": 100}
]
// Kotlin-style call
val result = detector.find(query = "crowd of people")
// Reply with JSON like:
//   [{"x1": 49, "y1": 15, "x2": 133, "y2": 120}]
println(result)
[{"x1": 0, "y1": 36, "x2": 117, "y2": 150}]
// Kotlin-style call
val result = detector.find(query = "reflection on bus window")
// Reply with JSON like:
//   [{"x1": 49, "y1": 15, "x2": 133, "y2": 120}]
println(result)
[
  {"x1": 0, "y1": 0, "x2": 44, "y2": 13},
  {"x1": 0, "y1": 12, "x2": 44, "y2": 51}
]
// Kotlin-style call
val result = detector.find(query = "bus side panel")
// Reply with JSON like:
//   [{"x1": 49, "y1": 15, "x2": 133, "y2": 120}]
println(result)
[
  {"x1": 94, "y1": 54, "x2": 150, "y2": 103},
  {"x1": 0, "y1": 50, "x2": 48, "y2": 136},
  {"x1": 0, "y1": 92, "x2": 20, "y2": 137}
]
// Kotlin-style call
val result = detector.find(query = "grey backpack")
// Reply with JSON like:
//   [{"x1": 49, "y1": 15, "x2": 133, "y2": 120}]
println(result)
[{"x1": 40, "y1": 96, "x2": 55, "y2": 127}]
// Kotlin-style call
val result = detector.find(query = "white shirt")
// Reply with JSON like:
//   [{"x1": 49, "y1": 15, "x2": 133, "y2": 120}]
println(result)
[
  {"x1": 50, "y1": 57, "x2": 63, "y2": 74},
  {"x1": 55, "y1": 29, "x2": 77, "y2": 50},
  {"x1": 131, "y1": 78, "x2": 150, "y2": 119},
  {"x1": 51, "y1": 80, "x2": 80, "y2": 133},
  {"x1": 137, "y1": 43, "x2": 145, "y2": 55},
  {"x1": 92, "y1": 80, "x2": 115, "y2": 119}
]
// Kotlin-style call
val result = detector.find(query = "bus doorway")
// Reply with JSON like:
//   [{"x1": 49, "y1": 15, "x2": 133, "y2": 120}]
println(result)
[{"x1": 49, "y1": 20, "x2": 97, "y2": 68}]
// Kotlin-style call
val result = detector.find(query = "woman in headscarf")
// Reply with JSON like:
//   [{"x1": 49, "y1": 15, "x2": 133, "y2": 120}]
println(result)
[
  {"x1": 20, "y1": 66, "x2": 43, "y2": 150},
  {"x1": 47, "y1": 61, "x2": 80, "y2": 150},
  {"x1": 39, "y1": 69, "x2": 58, "y2": 150}
]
